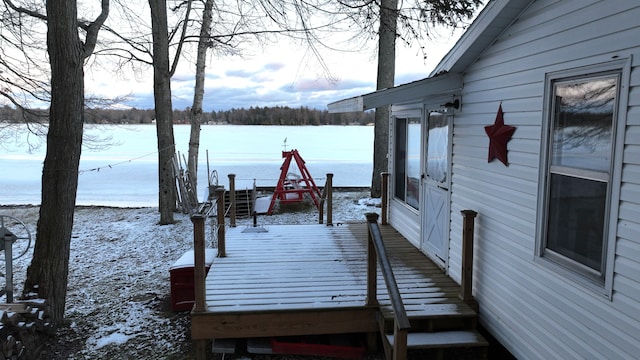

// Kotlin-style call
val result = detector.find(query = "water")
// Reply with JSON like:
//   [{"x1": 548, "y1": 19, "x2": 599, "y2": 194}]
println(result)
[{"x1": 0, "y1": 124, "x2": 374, "y2": 207}]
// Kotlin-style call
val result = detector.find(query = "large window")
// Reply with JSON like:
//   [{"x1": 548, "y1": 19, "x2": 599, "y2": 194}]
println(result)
[
  {"x1": 394, "y1": 117, "x2": 421, "y2": 209},
  {"x1": 540, "y1": 71, "x2": 619, "y2": 282}
]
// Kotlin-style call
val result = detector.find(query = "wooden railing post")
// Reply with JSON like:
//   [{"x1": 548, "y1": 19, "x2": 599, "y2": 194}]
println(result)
[
  {"x1": 326, "y1": 173, "x2": 333, "y2": 226},
  {"x1": 318, "y1": 196, "x2": 324, "y2": 225},
  {"x1": 366, "y1": 212, "x2": 379, "y2": 306},
  {"x1": 460, "y1": 210, "x2": 478, "y2": 308},
  {"x1": 393, "y1": 325, "x2": 408, "y2": 360},
  {"x1": 191, "y1": 214, "x2": 206, "y2": 313},
  {"x1": 228, "y1": 174, "x2": 236, "y2": 227},
  {"x1": 381, "y1": 172, "x2": 389, "y2": 225},
  {"x1": 216, "y1": 187, "x2": 226, "y2": 258}
]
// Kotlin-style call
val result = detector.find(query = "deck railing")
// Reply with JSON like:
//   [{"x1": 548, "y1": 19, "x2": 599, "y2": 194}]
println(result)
[
  {"x1": 192, "y1": 187, "x2": 228, "y2": 315},
  {"x1": 365, "y1": 212, "x2": 410, "y2": 359},
  {"x1": 318, "y1": 173, "x2": 333, "y2": 226},
  {"x1": 191, "y1": 214, "x2": 206, "y2": 313},
  {"x1": 381, "y1": 172, "x2": 389, "y2": 225},
  {"x1": 460, "y1": 210, "x2": 478, "y2": 310},
  {"x1": 215, "y1": 187, "x2": 226, "y2": 258},
  {"x1": 228, "y1": 174, "x2": 236, "y2": 227}
]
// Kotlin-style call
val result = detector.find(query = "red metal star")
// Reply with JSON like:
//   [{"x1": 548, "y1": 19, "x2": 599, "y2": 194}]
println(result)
[{"x1": 484, "y1": 103, "x2": 516, "y2": 166}]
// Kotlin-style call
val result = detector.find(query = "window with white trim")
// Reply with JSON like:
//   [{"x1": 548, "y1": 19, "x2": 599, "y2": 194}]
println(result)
[
  {"x1": 539, "y1": 70, "x2": 620, "y2": 283},
  {"x1": 393, "y1": 117, "x2": 421, "y2": 209}
]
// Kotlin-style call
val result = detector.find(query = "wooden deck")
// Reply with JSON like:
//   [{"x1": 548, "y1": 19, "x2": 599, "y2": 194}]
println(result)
[{"x1": 191, "y1": 222, "x2": 476, "y2": 342}]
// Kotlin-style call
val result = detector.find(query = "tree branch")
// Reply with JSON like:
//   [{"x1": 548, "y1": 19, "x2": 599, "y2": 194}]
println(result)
[
  {"x1": 169, "y1": 0, "x2": 192, "y2": 77},
  {"x1": 83, "y1": 0, "x2": 110, "y2": 59}
]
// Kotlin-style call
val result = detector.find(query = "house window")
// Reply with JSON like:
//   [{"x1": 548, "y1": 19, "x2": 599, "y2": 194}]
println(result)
[
  {"x1": 394, "y1": 117, "x2": 421, "y2": 209},
  {"x1": 540, "y1": 71, "x2": 619, "y2": 282}
]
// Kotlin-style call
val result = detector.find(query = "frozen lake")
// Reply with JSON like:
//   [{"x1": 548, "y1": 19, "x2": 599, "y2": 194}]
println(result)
[{"x1": 0, "y1": 124, "x2": 374, "y2": 207}]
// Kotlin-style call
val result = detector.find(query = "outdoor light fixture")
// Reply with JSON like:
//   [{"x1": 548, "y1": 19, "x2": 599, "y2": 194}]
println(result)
[{"x1": 442, "y1": 98, "x2": 460, "y2": 110}]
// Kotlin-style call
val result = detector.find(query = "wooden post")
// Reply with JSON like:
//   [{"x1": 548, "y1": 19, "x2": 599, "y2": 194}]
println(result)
[
  {"x1": 216, "y1": 187, "x2": 226, "y2": 258},
  {"x1": 460, "y1": 210, "x2": 478, "y2": 308},
  {"x1": 393, "y1": 324, "x2": 408, "y2": 360},
  {"x1": 381, "y1": 172, "x2": 389, "y2": 225},
  {"x1": 228, "y1": 174, "x2": 236, "y2": 227},
  {"x1": 191, "y1": 214, "x2": 206, "y2": 313},
  {"x1": 365, "y1": 213, "x2": 378, "y2": 306},
  {"x1": 194, "y1": 340, "x2": 206, "y2": 360},
  {"x1": 326, "y1": 173, "x2": 333, "y2": 226}
]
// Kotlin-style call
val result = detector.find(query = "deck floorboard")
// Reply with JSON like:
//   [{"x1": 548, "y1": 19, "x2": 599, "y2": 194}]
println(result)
[{"x1": 193, "y1": 222, "x2": 473, "y2": 339}]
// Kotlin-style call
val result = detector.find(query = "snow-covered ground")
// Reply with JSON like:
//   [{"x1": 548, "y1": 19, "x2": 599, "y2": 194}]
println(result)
[{"x1": 0, "y1": 191, "x2": 381, "y2": 359}]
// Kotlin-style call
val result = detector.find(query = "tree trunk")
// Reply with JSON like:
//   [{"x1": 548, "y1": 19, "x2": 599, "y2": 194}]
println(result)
[
  {"x1": 23, "y1": 0, "x2": 84, "y2": 325},
  {"x1": 149, "y1": 0, "x2": 176, "y2": 224},
  {"x1": 371, "y1": 0, "x2": 397, "y2": 198},
  {"x1": 187, "y1": 0, "x2": 214, "y2": 191}
]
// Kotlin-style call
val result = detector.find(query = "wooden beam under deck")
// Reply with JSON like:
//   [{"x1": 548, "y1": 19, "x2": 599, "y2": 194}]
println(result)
[
  {"x1": 192, "y1": 306, "x2": 379, "y2": 340},
  {"x1": 191, "y1": 222, "x2": 473, "y2": 341}
]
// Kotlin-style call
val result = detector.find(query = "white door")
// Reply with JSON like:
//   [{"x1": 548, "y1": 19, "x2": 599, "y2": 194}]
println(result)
[{"x1": 421, "y1": 111, "x2": 451, "y2": 267}]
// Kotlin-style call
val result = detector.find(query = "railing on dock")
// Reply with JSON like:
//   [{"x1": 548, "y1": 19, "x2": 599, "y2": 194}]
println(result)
[
  {"x1": 365, "y1": 212, "x2": 410, "y2": 360},
  {"x1": 318, "y1": 173, "x2": 333, "y2": 226}
]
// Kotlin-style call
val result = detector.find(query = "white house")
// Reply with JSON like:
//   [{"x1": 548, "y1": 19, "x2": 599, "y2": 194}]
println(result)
[{"x1": 329, "y1": 0, "x2": 640, "y2": 358}]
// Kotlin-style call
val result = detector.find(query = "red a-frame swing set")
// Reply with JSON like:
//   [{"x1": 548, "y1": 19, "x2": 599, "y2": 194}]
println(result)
[{"x1": 267, "y1": 149, "x2": 321, "y2": 215}]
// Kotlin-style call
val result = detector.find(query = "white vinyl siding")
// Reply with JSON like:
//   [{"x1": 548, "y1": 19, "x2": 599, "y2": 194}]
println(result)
[{"x1": 446, "y1": 1, "x2": 640, "y2": 359}]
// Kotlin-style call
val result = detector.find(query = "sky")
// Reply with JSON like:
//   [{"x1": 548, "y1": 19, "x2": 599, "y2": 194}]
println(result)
[{"x1": 84, "y1": 23, "x2": 468, "y2": 112}]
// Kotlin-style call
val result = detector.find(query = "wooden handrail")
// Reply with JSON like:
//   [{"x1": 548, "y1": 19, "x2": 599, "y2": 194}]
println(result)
[{"x1": 366, "y1": 212, "x2": 410, "y2": 321}]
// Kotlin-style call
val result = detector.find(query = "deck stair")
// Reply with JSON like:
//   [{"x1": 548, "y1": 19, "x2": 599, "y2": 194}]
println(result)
[
  {"x1": 365, "y1": 213, "x2": 488, "y2": 359},
  {"x1": 224, "y1": 189, "x2": 254, "y2": 218},
  {"x1": 377, "y1": 302, "x2": 489, "y2": 359}
]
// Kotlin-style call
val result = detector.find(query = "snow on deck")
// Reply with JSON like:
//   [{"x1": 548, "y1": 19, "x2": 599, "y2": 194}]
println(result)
[
  {"x1": 203, "y1": 223, "x2": 469, "y2": 315},
  {"x1": 205, "y1": 224, "x2": 367, "y2": 312}
]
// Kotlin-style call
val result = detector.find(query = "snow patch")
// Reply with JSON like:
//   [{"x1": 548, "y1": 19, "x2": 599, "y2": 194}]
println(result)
[{"x1": 95, "y1": 332, "x2": 132, "y2": 349}]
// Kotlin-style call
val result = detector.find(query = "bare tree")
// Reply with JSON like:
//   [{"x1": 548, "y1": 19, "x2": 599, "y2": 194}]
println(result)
[
  {"x1": 148, "y1": 0, "x2": 187, "y2": 224},
  {"x1": 1, "y1": 0, "x2": 110, "y2": 325},
  {"x1": 371, "y1": 0, "x2": 397, "y2": 198},
  {"x1": 182, "y1": 0, "x2": 346, "y2": 193},
  {"x1": 186, "y1": 0, "x2": 213, "y2": 191}
]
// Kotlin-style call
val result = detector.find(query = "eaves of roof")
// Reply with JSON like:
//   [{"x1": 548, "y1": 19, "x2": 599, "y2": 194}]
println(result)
[{"x1": 327, "y1": 0, "x2": 534, "y2": 113}]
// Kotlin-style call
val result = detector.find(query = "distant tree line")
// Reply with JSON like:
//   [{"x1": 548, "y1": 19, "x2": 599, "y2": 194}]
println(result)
[{"x1": 0, "y1": 105, "x2": 374, "y2": 126}]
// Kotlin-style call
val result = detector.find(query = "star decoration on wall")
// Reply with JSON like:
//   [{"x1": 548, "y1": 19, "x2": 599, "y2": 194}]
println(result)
[{"x1": 484, "y1": 103, "x2": 516, "y2": 166}]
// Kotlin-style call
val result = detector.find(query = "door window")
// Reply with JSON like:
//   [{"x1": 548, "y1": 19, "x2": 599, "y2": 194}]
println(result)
[
  {"x1": 394, "y1": 117, "x2": 421, "y2": 209},
  {"x1": 426, "y1": 112, "x2": 448, "y2": 185}
]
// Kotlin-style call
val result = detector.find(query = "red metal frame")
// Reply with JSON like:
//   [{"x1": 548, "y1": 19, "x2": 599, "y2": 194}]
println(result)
[{"x1": 268, "y1": 149, "x2": 321, "y2": 214}]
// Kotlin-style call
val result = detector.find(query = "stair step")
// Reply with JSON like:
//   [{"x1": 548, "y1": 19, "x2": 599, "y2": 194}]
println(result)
[
  {"x1": 381, "y1": 303, "x2": 478, "y2": 325},
  {"x1": 385, "y1": 330, "x2": 489, "y2": 350}
]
